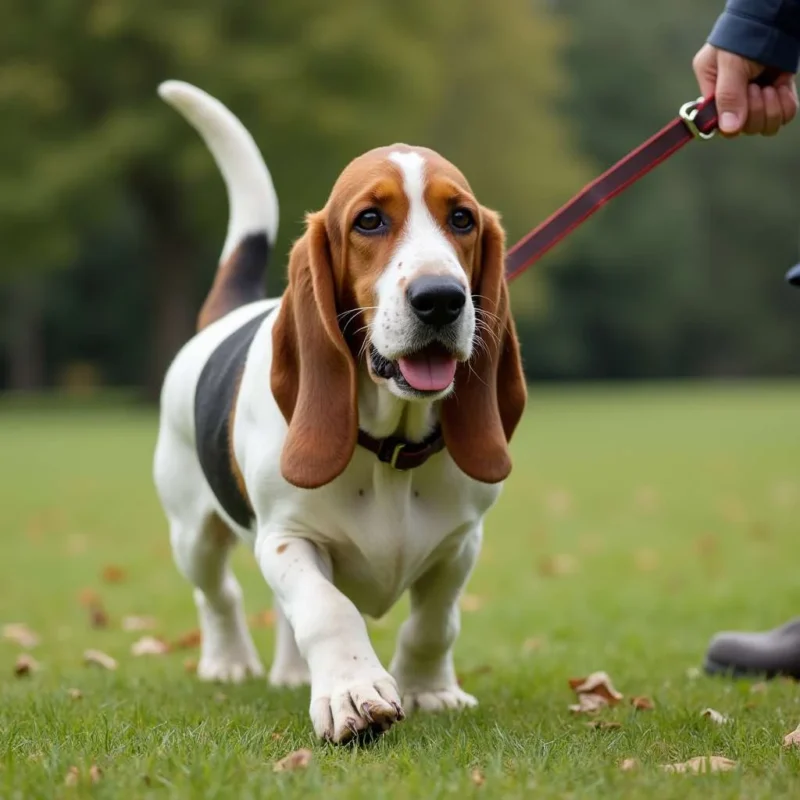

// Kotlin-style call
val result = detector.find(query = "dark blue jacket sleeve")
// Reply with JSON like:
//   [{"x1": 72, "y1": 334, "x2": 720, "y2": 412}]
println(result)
[{"x1": 708, "y1": 0, "x2": 800, "y2": 72}]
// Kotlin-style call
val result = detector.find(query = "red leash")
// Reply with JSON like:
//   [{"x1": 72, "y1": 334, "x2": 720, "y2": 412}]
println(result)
[{"x1": 505, "y1": 95, "x2": 720, "y2": 281}]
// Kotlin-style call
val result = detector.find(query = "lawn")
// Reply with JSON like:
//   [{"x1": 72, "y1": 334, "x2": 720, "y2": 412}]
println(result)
[{"x1": 2, "y1": 383, "x2": 800, "y2": 799}]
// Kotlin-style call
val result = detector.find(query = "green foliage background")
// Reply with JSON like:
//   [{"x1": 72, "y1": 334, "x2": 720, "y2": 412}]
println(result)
[{"x1": 0, "y1": 0, "x2": 798, "y2": 392}]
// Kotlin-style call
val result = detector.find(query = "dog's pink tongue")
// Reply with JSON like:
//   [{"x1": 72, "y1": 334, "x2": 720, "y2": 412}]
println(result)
[{"x1": 397, "y1": 352, "x2": 457, "y2": 392}]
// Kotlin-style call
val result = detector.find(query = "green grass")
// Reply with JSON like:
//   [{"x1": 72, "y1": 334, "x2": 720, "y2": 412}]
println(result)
[{"x1": 3, "y1": 383, "x2": 800, "y2": 798}]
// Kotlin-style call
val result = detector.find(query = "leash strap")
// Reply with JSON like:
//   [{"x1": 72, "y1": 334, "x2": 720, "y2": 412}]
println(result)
[{"x1": 504, "y1": 96, "x2": 719, "y2": 281}]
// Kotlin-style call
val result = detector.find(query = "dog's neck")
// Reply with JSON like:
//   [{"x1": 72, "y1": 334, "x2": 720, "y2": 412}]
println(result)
[{"x1": 356, "y1": 367, "x2": 439, "y2": 443}]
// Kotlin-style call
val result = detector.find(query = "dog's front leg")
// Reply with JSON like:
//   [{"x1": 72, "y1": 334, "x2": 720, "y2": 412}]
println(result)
[
  {"x1": 256, "y1": 533, "x2": 403, "y2": 742},
  {"x1": 390, "y1": 527, "x2": 481, "y2": 713}
]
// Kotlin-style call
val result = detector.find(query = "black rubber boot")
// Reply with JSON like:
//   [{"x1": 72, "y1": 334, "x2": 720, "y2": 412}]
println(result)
[{"x1": 704, "y1": 618, "x2": 800, "y2": 680}]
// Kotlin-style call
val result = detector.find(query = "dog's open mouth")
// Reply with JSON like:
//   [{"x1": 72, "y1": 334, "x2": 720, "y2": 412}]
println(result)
[{"x1": 370, "y1": 343, "x2": 458, "y2": 393}]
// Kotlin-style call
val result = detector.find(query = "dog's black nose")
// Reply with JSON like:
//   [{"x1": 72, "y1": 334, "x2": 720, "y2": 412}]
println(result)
[
  {"x1": 786, "y1": 263, "x2": 800, "y2": 287},
  {"x1": 407, "y1": 276, "x2": 467, "y2": 327}
]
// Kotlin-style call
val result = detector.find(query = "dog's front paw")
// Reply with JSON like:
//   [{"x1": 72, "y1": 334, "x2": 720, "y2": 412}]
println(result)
[
  {"x1": 402, "y1": 685, "x2": 478, "y2": 713},
  {"x1": 311, "y1": 673, "x2": 405, "y2": 743}
]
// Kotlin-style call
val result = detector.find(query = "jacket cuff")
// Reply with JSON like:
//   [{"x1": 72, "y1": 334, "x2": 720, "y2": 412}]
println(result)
[{"x1": 708, "y1": 11, "x2": 800, "y2": 73}]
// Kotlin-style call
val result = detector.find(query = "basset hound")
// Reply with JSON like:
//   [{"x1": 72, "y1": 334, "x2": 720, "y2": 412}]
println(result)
[{"x1": 153, "y1": 81, "x2": 527, "y2": 743}]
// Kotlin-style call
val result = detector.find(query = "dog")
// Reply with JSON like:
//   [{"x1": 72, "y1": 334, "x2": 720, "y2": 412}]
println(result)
[{"x1": 153, "y1": 81, "x2": 527, "y2": 743}]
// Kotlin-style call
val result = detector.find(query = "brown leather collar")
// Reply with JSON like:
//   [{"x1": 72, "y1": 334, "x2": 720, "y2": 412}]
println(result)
[{"x1": 357, "y1": 427, "x2": 445, "y2": 470}]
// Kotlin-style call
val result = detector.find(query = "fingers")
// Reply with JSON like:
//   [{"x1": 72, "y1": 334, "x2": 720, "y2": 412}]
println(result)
[
  {"x1": 692, "y1": 44, "x2": 718, "y2": 100},
  {"x1": 715, "y1": 51, "x2": 756, "y2": 135},
  {"x1": 776, "y1": 77, "x2": 799, "y2": 126},
  {"x1": 762, "y1": 86, "x2": 783, "y2": 136},
  {"x1": 743, "y1": 83, "x2": 797, "y2": 135},
  {"x1": 743, "y1": 83, "x2": 765, "y2": 135}
]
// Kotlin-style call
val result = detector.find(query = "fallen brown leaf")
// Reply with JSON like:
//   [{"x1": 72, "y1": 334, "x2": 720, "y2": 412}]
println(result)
[
  {"x1": 569, "y1": 694, "x2": 609, "y2": 714},
  {"x1": 783, "y1": 725, "x2": 800, "y2": 747},
  {"x1": 183, "y1": 658, "x2": 198, "y2": 674},
  {"x1": 131, "y1": 636, "x2": 170, "y2": 656},
  {"x1": 586, "y1": 720, "x2": 622, "y2": 730},
  {"x1": 274, "y1": 748, "x2": 313, "y2": 773},
  {"x1": 271, "y1": 732, "x2": 284, "y2": 741},
  {"x1": 89, "y1": 605, "x2": 109, "y2": 629},
  {"x1": 620, "y1": 758, "x2": 639, "y2": 772},
  {"x1": 459, "y1": 594, "x2": 483, "y2": 612},
  {"x1": 470, "y1": 767, "x2": 486, "y2": 787},
  {"x1": 631, "y1": 696, "x2": 655, "y2": 711},
  {"x1": 173, "y1": 629, "x2": 202, "y2": 649},
  {"x1": 3, "y1": 623, "x2": 40, "y2": 648},
  {"x1": 569, "y1": 671, "x2": 623, "y2": 704},
  {"x1": 68, "y1": 688, "x2": 83, "y2": 700},
  {"x1": 14, "y1": 654, "x2": 39, "y2": 676},
  {"x1": 701, "y1": 708, "x2": 729, "y2": 725},
  {"x1": 83, "y1": 649, "x2": 117, "y2": 670},
  {"x1": 249, "y1": 609, "x2": 276, "y2": 628},
  {"x1": 89, "y1": 765, "x2": 103, "y2": 784},
  {"x1": 64, "y1": 766, "x2": 80, "y2": 787},
  {"x1": 122, "y1": 615, "x2": 157, "y2": 632},
  {"x1": 101, "y1": 565, "x2": 126, "y2": 584},
  {"x1": 78, "y1": 588, "x2": 101, "y2": 608},
  {"x1": 661, "y1": 756, "x2": 737, "y2": 774},
  {"x1": 538, "y1": 553, "x2": 578, "y2": 577}
]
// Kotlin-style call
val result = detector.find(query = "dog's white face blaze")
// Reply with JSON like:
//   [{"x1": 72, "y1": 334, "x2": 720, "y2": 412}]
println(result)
[{"x1": 370, "y1": 151, "x2": 476, "y2": 400}]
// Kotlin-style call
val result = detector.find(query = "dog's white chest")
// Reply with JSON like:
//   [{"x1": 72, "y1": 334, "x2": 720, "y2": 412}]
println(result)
[{"x1": 290, "y1": 451, "x2": 500, "y2": 618}]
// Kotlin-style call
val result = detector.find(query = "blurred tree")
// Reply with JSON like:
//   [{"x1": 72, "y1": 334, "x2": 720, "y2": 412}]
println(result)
[
  {"x1": 0, "y1": 0, "x2": 583, "y2": 394},
  {"x1": 531, "y1": 0, "x2": 800, "y2": 379}
]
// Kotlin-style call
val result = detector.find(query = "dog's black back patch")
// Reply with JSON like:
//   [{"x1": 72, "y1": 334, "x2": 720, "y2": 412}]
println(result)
[{"x1": 194, "y1": 306, "x2": 276, "y2": 528}]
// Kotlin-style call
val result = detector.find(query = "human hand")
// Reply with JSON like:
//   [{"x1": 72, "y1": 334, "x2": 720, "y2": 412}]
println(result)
[{"x1": 693, "y1": 43, "x2": 798, "y2": 136}]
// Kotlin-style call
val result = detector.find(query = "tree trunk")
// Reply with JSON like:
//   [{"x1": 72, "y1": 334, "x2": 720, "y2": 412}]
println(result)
[
  {"x1": 129, "y1": 167, "x2": 198, "y2": 402},
  {"x1": 6, "y1": 276, "x2": 45, "y2": 392}
]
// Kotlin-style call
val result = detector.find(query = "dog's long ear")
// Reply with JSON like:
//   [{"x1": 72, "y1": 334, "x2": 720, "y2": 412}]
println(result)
[
  {"x1": 441, "y1": 207, "x2": 527, "y2": 484},
  {"x1": 271, "y1": 212, "x2": 357, "y2": 489}
]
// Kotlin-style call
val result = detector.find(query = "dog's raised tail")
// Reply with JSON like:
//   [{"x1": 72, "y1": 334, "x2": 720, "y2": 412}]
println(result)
[{"x1": 158, "y1": 80, "x2": 279, "y2": 330}]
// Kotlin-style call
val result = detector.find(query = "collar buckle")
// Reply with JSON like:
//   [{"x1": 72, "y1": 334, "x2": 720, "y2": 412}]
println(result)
[{"x1": 376, "y1": 437, "x2": 407, "y2": 469}]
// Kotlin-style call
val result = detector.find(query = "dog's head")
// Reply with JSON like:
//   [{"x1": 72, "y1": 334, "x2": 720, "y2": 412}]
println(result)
[{"x1": 271, "y1": 145, "x2": 526, "y2": 489}]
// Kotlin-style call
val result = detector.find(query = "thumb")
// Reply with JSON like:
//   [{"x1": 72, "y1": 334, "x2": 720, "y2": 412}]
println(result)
[{"x1": 715, "y1": 51, "x2": 756, "y2": 134}]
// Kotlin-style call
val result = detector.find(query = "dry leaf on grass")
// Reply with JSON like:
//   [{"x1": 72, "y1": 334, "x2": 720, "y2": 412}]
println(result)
[
  {"x1": 459, "y1": 594, "x2": 483, "y2": 612},
  {"x1": 173, "y1": 629, "x2": 202, "y2": 649},
  {"x1": 3, "y1": 623, "x2": 40, "y2": 648},
  {"x1": 101, "y1": 565, "x2": 126, "y2": 584},
  {"x1": 249, "y1": 610, "x2": 276, "y2": 628},
  {"x1": 569, "y1": 672, "x2": 623, "y2": 704},
  {"x1": 470, "y1": 767, "x2": 486, "y2": 787},
  {"x1": 620, "y1": 758, "x2": 639, "y2": 772},
  {"x1": 89, "y1": 765, "x2": 103, "y2": 784},
  {"x1": 538, "y1": 553, "x2": 579, "y2": 577},
  {"x1": 701, "y1": 708, "x2": 729, "y2": 725},
  {"x1": 569, "y1": 694, "x2": 609, "y2": 715},
  {"x1": 274, "y1": 748, "x2": 313, "y2": 773},
  {"x1": 631, "y1": 696, "x2": 655, "y2": 711},
  {"x1": 14, "y1": 654, "x2": 39, "y2": 676},
  {"x1": 661, "y1": 756, "x2": 737, "y2": 774},
  {"x1": 83, "y1": 649, "x2": 117, "y2": 671},
  {"x1": 89, "y1": 605, "x2": 109, "y2": 629},
  {"x1": 183, "y1": 658, "x2": 198, "y2": 674},
  {"x1": 783, "y1": 725, "x2": 800, "y2": 747},
  {"x1": 131, "y1": 636, "x2": 170, "y2": 656},
  {"x1": 64, "y1": 766, "x2": 80, "y2": 786},
  {"x1": 586, "y1": 720, "x2": 622, "y2": 730},
  {"x1": 78, "y1": 588, "x2": 101, "y2": 608},
  {"x1": 68, "y1": 688, "x2": 83, "y2": 700},
  {"x1": 122, "y1": 615, "x2": 157, "y2": 632}
]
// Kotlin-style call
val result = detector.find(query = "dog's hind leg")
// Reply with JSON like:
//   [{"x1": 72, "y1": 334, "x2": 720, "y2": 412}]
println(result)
[
  {"x1": 169, "y1": 511, "x2": 265, "y2": 683},
  {"x1": 156, "y1": 426, "x2": 264, "y2": 684}
]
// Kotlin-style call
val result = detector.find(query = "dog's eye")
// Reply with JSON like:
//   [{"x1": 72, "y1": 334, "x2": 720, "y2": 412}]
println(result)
[
  {"x1": 354, "y1": 208, "x2": 386, "y2": 234},
  {"x1": 449, "y1": 208, "x2": 475, "y2": 233}
]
